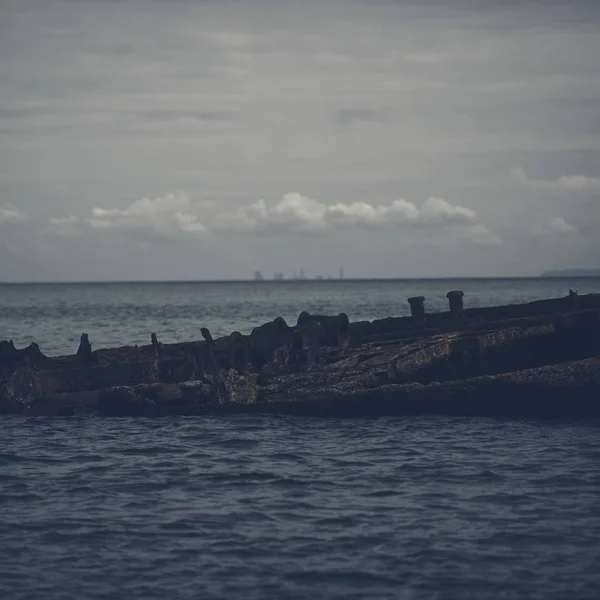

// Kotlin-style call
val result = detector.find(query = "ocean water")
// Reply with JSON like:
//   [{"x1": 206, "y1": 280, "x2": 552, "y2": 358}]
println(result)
[
  {"x1": 2, "y1": 279, "x2": 600, "y2": 599},
  {"x1": 1, "y1": 416, "x2": 599, "y2": 600}
]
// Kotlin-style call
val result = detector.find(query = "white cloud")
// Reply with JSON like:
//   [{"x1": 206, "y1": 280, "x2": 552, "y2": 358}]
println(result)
[
  {"x1": 549, "y1": 217, "x2": 574, "y2": 233},
  {"x1": 173, "y1": 212, "x2": 207, "y2": 234},
  {"x1": 48, "y1": 191, "x2": 500, "y2": 250},
  {"x1": 534, "y1": 216, "x2": 576, "y2": 235},
  {"x1": 86, "y1": 192, "x2": 207, "y2": 237},
  {"x1": 0, "y1": 205, "x2": 27, "y2": 225},
  {"x1": 511, "y1": 167, "x2": 600, "y2": 192},
  {"x1": 212, "y1": 193, "x2": 478, "y2": 233},
  {"x1": 49, "y1": 216, "x2": 79, "y2": 225},
  {"x1": 47, "y1": 215, "x2": 80, "y2": 236},
  {"x1": 419, "y1": 197, "x2": 476, "y2": 223}
]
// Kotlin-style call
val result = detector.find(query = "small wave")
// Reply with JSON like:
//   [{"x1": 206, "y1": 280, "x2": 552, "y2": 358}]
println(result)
[
  {"x1": 472, "y1": 469, "x2": 505, "y2": 481},
  {"x1": 214, "y1": 438, "x2": 262, "y2": 450},
  {"x1": 363, "y1": 489, "x2": 399, "y2": 498},
  {"x1": 468, "y1": 492, "x2": 534, "y2": 505},
  {"x1": 284, "y1": 568, "x2": 403, "y2": 587}
]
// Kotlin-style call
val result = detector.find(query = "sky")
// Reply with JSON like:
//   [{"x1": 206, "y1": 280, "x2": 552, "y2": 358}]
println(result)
[{"x1": 0, "y1": 0, "x2": 599, "y2": 281}]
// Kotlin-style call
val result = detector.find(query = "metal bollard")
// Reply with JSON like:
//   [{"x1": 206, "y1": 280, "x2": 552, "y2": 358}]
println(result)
[
  {"x1": 407, "y1": 296, "x2": 426, "y2": 322},
  {"x1": 446, "y1": 290, "x2": 465, "y2": 319}
]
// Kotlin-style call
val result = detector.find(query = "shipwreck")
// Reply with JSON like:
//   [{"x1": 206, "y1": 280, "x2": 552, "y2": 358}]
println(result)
[{"x1": 1, "y1": 290, "x2": 599, "y2": 418}]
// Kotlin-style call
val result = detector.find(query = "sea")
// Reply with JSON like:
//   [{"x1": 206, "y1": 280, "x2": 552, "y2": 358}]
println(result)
[{"x1": 1, "y1": 278, "x2": 600, "y2": 600}]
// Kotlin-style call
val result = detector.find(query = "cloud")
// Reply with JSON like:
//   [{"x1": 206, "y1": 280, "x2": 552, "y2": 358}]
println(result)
[
  {"x1": 86, "y1": 192, "x2": 207, "y2": 237},
  {"x1": 511, "y1": 167, "x2": 600, "y2": 192},
  {"x1": 549, "y1": 217, "x2": 575, "y2": 233},
  {"x1": 534, "y1": 216, "x2": 576, "y2": 235},
  {"x1": 47, "y1": 215, "x2": 81, "y2": 236},
  {"x1": 212, "y1": 193, "x2": 478, "y2": 233},
  {"x1": 460, "y1": 224, "x2": 503, "y2": 246},
  {"x1": 49, "y1": 216, "x2": 79, "y2": 225},
  {"x1": 48, "y1": 191, "x2": 499, "y2": 248},
  {"x1": 0, "y1": 205, "x2": 27, "y2": 225}
]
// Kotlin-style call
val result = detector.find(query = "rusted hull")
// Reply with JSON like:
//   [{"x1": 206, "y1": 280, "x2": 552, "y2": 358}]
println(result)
[{"x1": 2, "y1": 292, "x2": 600, "y2": 418}]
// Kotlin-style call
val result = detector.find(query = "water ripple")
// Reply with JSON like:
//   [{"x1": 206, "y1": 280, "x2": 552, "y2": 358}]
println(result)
[{"x1": 1, "y1": 416, "x2": 600, "y2": 600}]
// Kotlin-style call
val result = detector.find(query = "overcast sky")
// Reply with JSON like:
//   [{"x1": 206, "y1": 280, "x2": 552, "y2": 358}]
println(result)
[{"x1": 1, "y1": 0, "x2": 599, "y2": 281}]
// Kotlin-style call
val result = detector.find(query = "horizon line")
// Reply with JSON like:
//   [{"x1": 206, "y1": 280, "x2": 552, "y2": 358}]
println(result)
[{"x1": 2, "y1": 275, "x2": 600, "y2": 285}]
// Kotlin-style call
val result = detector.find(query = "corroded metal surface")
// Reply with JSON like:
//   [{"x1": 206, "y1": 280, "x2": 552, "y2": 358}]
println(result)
[{"x1": 1, "y1": 292, "x2": 599, "y2": 417}]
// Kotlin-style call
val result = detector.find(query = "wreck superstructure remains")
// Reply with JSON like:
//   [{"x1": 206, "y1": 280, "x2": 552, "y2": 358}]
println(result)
[{"x1": 1, "y1": 290, "x2": 599, "y2": 418}]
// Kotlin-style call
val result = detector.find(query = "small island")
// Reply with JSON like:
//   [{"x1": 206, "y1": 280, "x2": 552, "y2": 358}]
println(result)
[{"x1": 1, "y1": 290, "x2": 599, "y2": 419}]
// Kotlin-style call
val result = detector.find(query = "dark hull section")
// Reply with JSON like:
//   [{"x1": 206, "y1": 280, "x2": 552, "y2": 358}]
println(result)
[{"x1": 2, "y1": 292, "x2": 600, "y2": 419}]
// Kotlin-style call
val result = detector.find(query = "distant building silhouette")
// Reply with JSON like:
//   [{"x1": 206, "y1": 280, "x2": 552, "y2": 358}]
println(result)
[
  {"x1": 292, "y1": 268, "x2": 307, "y2": 280},
  {"x1": 253, "y1": 271, "x2": 264, "y2": 281}
]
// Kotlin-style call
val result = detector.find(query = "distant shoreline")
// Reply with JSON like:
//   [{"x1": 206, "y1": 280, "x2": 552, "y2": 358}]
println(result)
[
  {"x1": 1, "y1": 275, "x2": 600, "y2": 285},
  {"x1": 540, "y1": 269, "x2": 600, "y2": 278}
]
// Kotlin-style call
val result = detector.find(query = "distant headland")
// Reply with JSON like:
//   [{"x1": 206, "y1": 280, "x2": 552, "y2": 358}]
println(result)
[{"x1": 541, "y1": 269, "x2": 600, "y2": 278}]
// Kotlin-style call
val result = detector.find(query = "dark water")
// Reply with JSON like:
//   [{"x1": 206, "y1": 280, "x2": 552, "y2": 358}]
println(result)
[
  {"x1": 2, "y1": 279, "x2": 600, "y2": 599},
  {"x1": 1, "y1": 416, "x2": 600, "y2": 600}
]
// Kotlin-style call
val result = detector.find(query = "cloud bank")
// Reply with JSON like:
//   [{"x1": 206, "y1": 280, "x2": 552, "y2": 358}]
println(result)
[
  {"x1": 511, "y1": 168, "x2": 600, "y2": 192},
  {"x1": 212, "y1": 194, "x2": 478, "y2": 233},
  {"x1": 0, "y1": 205, "x2": 26, "y2": 226},
  {"x1": 87, "y1": 193, "x2": 207, "y2": 237},
  {"x1": 49, "y1": 191, "x2": 500, "y2": 246},
  {"x1": 535, "y1": 216, "x2": 576, "y2": 235}
]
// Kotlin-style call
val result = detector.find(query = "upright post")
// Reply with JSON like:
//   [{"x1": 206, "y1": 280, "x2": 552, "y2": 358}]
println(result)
[
  {"x1": 407, "y1": 296, "x2": 426, "y2": 322},
  {"x1": 151, "y1": 333, "x2": 160, "y2": 357},
  {"x1": 77, "y1": 333, "x2": 92, "y2": 362},
  {"x1": 446, "y1": 290, "x2": 465, "y2": 320}
]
